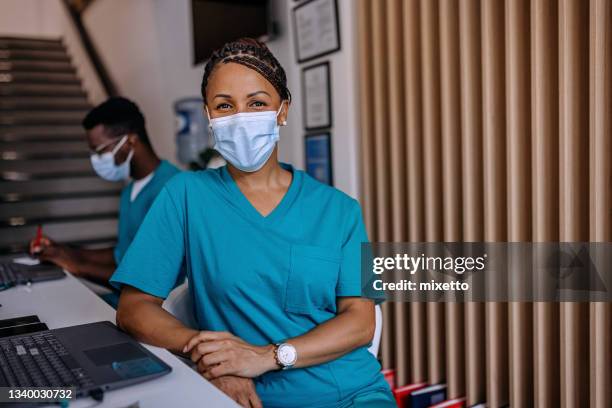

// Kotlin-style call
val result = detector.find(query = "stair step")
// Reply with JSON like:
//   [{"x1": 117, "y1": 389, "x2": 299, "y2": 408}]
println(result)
[
  {"x1": 0, "y1": 71, "x2": 80, "y2": 84},
  {"x1": 1, "y1": 157, "x2": 94, "y2": 180},
  {"x1": 0, "y1": 49, "x2": 70, "y2": 62},
  {"x1": 0, "y1": 196, "x2": 119, "y2": 221},
  {"x1": 0, "y1": 96, "x2": 90, "y2": 111},
  {"x1": 0, "y1": 83, "x2": 85, "y2": 97},
  {"x1": 0, "y1": 218, "x2": 117, "y2": 252},
  {"x1": 0, "y1": 177, "x2": 121, "y2": 199},
  {"x1": 0, "y1": 60, "x2": 74, "y2": 73},
  {"x1": 0, "y1": 125, "x2": 84, "y2": 142},
  {"x1": 0, "y1": 110, "x2": 88, "y2": 126},
  {"x1": 0, "y1": 35, "x2": 118, "y2": 254},
  {"x1": 1, "y1": 140, "x2": 90, "y2": 160},
  {"x1": 0, "y1": 37, "x2": 63, "y2": 51}
]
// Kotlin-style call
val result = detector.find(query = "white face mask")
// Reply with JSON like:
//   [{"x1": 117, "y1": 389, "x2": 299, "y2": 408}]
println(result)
[
  {"x1": 207, "y1": 103, "x2": 285, "y2": 172},
  {"x1": 90, "y1": 135, "x2": 133, "y2": 181}
]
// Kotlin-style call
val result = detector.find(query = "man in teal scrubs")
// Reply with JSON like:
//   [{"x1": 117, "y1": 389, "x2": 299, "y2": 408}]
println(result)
[
  {"x1": 110, "y1": 164, "x2": 393, "y2": 407},
  {"x1": 30, "y1": 97, "x2": 180, "y2": 298}
]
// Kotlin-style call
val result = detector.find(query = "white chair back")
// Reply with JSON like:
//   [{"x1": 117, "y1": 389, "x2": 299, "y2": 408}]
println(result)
[
  {"x1": 162, "y1": 282, "x2": 196, "y2": 328},
  {"x1": 163, "y1": 283, "x2": 384, "y2": 358},
  {"x1": 368, "y1": 304, "x2": 383, "y2": 357}
]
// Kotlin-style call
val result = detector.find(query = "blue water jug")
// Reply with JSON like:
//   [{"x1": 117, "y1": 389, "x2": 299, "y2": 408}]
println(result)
[{"x1": 174, "y1": 97, "x2": 210, "y2": 165}]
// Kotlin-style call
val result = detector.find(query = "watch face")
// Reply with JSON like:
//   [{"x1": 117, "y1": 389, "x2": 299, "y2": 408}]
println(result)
[{"x1": 278, "y1": 344, "x2": 297, "y2": 366}]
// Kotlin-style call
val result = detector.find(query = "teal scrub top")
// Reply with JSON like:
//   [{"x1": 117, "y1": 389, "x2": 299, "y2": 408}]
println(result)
[
  {"x1": 114, "y1": 160, "x2": 181, "y2": 264},
  {"x1": 110, "y1": 164, "x2": 390, "y2": 408}
]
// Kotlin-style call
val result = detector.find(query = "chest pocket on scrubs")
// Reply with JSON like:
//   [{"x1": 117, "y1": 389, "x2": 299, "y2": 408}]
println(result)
[{"x1": 285, "y1": 244, "x2": 342, "y2": 315}]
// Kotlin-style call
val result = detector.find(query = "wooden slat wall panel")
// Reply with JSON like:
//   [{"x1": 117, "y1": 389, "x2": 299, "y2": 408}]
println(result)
[
  {"x1": 385, "y1": 0, "x2": 406, "y2": 243},
  {"x1": 385, "y1": 0, "x2": 410, "y2": 385},
  {"x1": 420, "y1": 0, "x2": 446, "y2": 385},
  {"x1": 369, "y1": 0, "x2": 394, "y2": 368},
  {"x1": 439, "y1": 0, "x2": 464, "y2": 398},
  {"x1": 481, "y1": 0, "x2": 509, "y2": 406},
  {"x1": 505, "y1": 0, "x2": 533, "y2": 405},
  {"x1": 458, "y1": 0, "x2": 486, "y2": 404},
  {"x1": 403, "y1": 0, "x2": 428, "y2": 384},
  {"x1": 559, "y1": 0, "x2": 590, "y2": 406},
  {"x1": 369, "y1": 0, "x2": 391, "y2": 242},
  {"x1": 589, "y1": 1, "x2": 612, "y2": 407},
  {"x1": 354, "y1": 1, "x2": 610, "y2": 406},
  {"x1": 531, "y1": 1, "x2": 560, "y2": 406},
  {"x1": 356, "y1": 0, "x2": 377, "y2": 239},
  {"x1": 589, "y1": 303, "x2": 612, "y2": 408}
]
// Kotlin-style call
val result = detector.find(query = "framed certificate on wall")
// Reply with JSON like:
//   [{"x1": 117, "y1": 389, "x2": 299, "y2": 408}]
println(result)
[
  {"x1": 305, "y1": 132, "x2": 333, "y2": 185},
  {"x1": 292, "y1": 0, "x2": 341, "y2": 63},
  {"x1": 302, "y1": 61, "x2": 332, "y2": 130}
]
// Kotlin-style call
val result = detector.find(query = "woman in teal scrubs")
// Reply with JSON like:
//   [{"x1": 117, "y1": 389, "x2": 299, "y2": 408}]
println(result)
[{"x1": 112, "y1": 38, "x2": 394, "y2": 408}]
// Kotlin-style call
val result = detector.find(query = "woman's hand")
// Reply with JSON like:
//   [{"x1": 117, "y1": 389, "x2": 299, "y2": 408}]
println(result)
[
  {"x1": 210, "y1": 376, "x2": 262, "y2": 408},
  {"x1": 183, "y1": 331, "x2": 277, "y2": 379}
]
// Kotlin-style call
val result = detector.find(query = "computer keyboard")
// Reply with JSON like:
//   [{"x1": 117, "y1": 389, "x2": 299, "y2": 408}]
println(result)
[
  {"x1": 0, "y1": 332, "x2": 94, "y2": 388},
  {"x1": 0, "y1": 263, "x2": 19, "y2": 287}
]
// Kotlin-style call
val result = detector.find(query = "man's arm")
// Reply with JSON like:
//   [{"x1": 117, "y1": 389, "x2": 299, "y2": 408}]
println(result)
[
  {"x1": 68, "y1": 247, "x2": 117, "y2": 283},
  {"x1": 31, "y1": 236, "x2": 117, "y2": 284},
  {"x1": 77, "y1": 247, "x2": 116, "y2": 264}
]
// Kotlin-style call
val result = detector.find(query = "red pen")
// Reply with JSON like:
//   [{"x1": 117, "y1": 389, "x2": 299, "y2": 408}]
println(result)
[{"x1": 33, "y1": 224, "x2": 42, "y2": 253}]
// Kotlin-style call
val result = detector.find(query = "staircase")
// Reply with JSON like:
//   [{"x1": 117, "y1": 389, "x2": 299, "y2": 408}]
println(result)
[{"x1": 0, "y1": 36, "x2": 120, "y2": 254}]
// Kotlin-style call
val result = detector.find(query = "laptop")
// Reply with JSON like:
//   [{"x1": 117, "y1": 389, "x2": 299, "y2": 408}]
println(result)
[
  {"x1": 0, "y1": 321, "x2": 172, "y2": 403},
  {"x1": 0, "y1": 261, "x2": 65, "y2": 290}
]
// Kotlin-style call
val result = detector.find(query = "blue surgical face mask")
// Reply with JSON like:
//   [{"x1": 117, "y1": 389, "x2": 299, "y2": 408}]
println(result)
[
  {"x1": 207, "y1": 103, "x2": 285, "y2": 172},
  {"x1": 90, "y1": 135, "x2": 133, "y2": 181}
]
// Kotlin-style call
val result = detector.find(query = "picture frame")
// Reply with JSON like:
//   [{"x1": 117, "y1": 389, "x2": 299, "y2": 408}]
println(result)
[
  {"x1": 292, "y1": 0, "x2": 341, "y2": 63},
  {"x1": 304, "y1": 132, "x2": 333, "y2": 185},
  {"x1": 302, "y1": 61, "x2": 332, "y2": 130}
]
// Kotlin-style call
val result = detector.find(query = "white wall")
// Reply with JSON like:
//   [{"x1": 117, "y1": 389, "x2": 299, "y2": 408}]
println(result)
[
  {"x1": 279, "y1": 0, "x2": 361, "y2": 198},
  {"x1": 83, "y1": 0, "x2": 175, "y2": 162},
  {"x1": 0, "y1": 0, "x2": 48, "y2": 37},
  {"x1": 0, "y1": 0, "x2": 107, "y2": 104},
  {"x1": 266, "y1": 0, "x2": 301, "y2": 169}
]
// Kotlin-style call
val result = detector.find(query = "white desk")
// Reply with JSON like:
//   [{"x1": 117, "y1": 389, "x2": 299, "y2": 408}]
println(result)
[{"x1": 0, "y1": 270, "x2": 238, "y2": 408}]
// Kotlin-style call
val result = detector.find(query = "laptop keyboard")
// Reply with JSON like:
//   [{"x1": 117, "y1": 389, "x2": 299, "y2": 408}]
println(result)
[
  {"x1": 0, "y1": 332, "x2": 94, "y2": 389},
  {"x1": 0, "y1": 263, "x2": 19, "y2": 287}
]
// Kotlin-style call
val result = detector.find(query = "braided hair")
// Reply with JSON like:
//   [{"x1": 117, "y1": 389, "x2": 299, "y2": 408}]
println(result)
[{"x1": 201, "y1": 38, "x2": 291, "y2": 104}]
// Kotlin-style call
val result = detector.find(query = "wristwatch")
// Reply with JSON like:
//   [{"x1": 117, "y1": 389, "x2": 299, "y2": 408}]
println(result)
[{"x1": 273, "y1": 343, "x2": 297, "y2": 370}]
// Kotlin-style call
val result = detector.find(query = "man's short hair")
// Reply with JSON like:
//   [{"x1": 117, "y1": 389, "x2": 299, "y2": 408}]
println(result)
[{"x1": 82, "y1": 97, "x2": 151, "y2": 146}]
